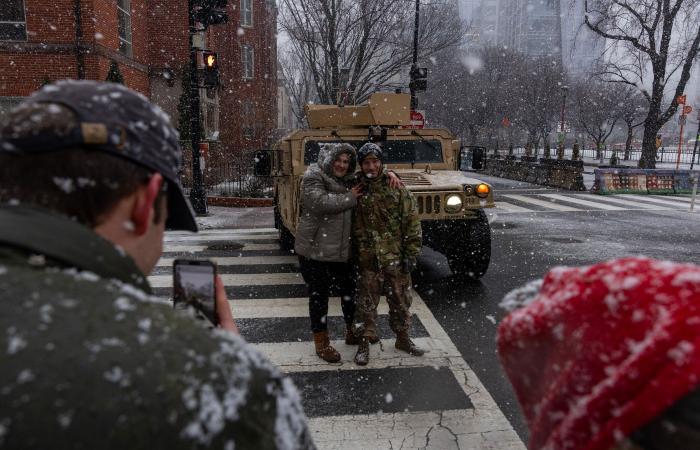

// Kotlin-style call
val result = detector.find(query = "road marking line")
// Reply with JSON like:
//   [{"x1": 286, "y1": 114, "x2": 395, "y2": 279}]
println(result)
[
  {"x1": 148, "y1": 272, "x2": 304, "y2": 288},
  {"x1": 493, "y1": 201, "x2": 535, "y2": 213},
  {"x1": 621, "y1": 195, "x2": 692, "y2": 209},
  {"x1": 167, "y1": 227, "x2": 277, "y2": 235},
  {"x1": 503, "y1": 194, "x2": 582, "y2": 211},
  {"x1": 157, "y1": 256, "x2": 299, "y2": 267},
  {"x1": 572, "y1": 194, "x2": 668, "y2": 210},
  {"x1": 164, "y1": 233, "x2": 278, "y2": 242},
  {"x1": 541, "y1": 194, "x2": 626, "y2": 211},
  {"x1": 649, "y1": 195, "x2": 692, "y2": 203},
  {"x1": 161, "y1": 243, "x2": 282, "y2": 253}
]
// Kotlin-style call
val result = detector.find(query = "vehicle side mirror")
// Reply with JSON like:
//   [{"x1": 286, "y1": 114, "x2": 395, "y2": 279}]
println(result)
[{"x1": 254, "y1": 150, "x2": 272, "y2": 177}]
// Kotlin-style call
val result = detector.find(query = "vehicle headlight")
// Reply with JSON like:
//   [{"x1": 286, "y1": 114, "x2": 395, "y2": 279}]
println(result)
[
  {"x1": 475, "y1": 183, "x2": 490, "y2": 198},
  {"x1": 445, "y1": 194, "x2": 463, "y2": 213}
]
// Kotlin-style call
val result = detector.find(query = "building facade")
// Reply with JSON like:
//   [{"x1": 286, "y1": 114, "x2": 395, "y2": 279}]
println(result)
[{"x1": 0, "y1": 0, "x2": 278, "y2": 173}]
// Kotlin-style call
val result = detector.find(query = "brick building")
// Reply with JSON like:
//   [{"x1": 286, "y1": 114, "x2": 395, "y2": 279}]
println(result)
[{"x1": 0, "y1": 0, "x2": 278, "y2": 175}]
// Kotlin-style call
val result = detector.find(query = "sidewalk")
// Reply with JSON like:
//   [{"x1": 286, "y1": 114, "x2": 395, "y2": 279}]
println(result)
[{"x1": 195, "y1": 205, "x2": 274, "y2": 230}]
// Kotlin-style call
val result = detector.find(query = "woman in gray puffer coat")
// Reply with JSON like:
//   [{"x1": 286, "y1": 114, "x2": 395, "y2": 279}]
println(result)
[{"x1": 295, "y1": 143, "x2": 364, "y2": 363}]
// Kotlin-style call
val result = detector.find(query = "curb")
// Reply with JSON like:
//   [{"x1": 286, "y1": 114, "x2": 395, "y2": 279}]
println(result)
[{"x1": 207, "y1": 196, "x2": 273, "y2": 207}]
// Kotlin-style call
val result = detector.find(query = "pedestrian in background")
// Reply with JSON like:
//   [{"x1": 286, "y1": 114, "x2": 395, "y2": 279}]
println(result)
[
  {"x1": 498, "y1": 257, "x2": 700, "y2": 450},
  {"x1": 353, "y1": 142, "x2": 424, "y2": 366},
  {"x1": 0, "y1": 80, "x2": 314, "y2": 449}
]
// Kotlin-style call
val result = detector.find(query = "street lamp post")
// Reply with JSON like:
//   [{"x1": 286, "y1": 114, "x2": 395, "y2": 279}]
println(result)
[
  {"x1": 188, "y1": 0, "x2": 207, "y2": 215},
  {"x1": 410, "y1": 0, "x2": 420, "y2": 110},
  {"x1": 559, "y1": 85, "x2": 568, "y2": 160}
]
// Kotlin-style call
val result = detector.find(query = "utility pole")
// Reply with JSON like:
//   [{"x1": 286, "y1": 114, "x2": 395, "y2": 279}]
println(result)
[{"x1": 692, "y1": 111, "x2": 700, "y2": 170}]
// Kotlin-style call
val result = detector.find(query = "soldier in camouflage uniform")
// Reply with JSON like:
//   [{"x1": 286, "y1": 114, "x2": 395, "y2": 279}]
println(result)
[{"x1": 353, "y1": 142, "x2": 424, "y2": 366}]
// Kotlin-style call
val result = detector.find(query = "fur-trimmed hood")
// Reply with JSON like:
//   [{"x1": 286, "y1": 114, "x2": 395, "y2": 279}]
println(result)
[{"x1": 317, "y1": 143, "x2": 357, "y2": 181}]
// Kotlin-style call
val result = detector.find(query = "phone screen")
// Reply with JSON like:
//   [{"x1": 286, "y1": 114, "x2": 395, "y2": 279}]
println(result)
[{"x1": 173, "y1": 260, "x2": 218, "y2": 325}]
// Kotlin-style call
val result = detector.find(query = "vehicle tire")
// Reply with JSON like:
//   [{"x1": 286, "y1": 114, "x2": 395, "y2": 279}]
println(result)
[
  {"x1": 447, "y1": 210, "x2": 491, "y2": 279},
  {"x1": 274, "y1": 207, "x2": 295, "y2": 251}
]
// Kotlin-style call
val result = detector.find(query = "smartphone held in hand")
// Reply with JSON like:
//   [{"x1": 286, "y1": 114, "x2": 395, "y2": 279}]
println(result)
[{"x1": 173, "y1": 259, "x2": 219, "y2": 326}]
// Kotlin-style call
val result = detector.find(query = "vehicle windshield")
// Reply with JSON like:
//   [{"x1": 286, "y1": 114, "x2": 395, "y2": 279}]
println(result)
[{"x1": 304, "y1": 140, "x2": 443, "y2": 166}]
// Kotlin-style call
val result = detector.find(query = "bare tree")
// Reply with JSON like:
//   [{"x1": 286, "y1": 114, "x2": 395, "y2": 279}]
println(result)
[
  {"x1": 617, "y1": 85, "x2": 647, "y2": 159},
  {"x1": 279, "y1": 0, "x2": 465, "y2": 107},
  {"x1": 572, "y1": 79, "x2": 626, "y2": 158},
  {"x1": 584, "y1": 0, "x2": 700, "y2": 167},
  {"x1": 278, "y1": 50, "x2": 315, "y2": 126}
]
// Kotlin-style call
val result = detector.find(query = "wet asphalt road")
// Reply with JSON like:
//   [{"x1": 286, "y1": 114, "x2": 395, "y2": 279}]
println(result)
[{"x1": 413, "y1": 173, "x2": 700, "y2": 441}]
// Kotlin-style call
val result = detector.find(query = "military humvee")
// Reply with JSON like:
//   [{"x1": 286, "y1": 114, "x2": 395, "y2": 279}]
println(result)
[{"x1": 255, "y1": 92, "x2": 494, "y2": 278}]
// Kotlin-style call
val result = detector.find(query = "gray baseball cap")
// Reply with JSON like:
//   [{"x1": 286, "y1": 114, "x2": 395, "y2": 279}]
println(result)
[{"x1": 0, "y1": 80, "x2": 197, "y2": 232}]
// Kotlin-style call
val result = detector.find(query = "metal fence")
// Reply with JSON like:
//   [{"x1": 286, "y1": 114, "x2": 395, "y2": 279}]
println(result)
[{"x1": 501, "y1": 147, "x2": 700, "y2": 167}]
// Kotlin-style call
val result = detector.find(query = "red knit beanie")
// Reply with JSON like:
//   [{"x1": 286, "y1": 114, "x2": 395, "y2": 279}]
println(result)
[{"x1": 497, "y1": 257, "x2": 700, "y2": 450}]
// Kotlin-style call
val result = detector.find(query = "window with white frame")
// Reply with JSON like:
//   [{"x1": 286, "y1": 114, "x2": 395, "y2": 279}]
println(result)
[
  {"x1": 0, "y1": 0, "x2": 27, "y2": 41},
  {"x1": 241, "y1": 0, "x2": 253, "y2": 27},
  {"x1": 242, "y1": 45, "x2": 254, "y2": 79},
  {"x1": 117, "y1": 0, "x2": 133, "y2": 56}
]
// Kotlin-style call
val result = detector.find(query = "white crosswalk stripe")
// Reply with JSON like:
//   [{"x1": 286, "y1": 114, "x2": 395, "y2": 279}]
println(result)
[
  {"x1": 495, "y1": 193, "x2": 694, "y2": 214},
  {"x1": 154, "y1": 228, "x2": 525, "y2": 450}
]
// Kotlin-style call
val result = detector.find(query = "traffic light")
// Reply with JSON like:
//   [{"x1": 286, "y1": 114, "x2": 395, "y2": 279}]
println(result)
[
  {"x1": 201, "y1": 50, "x2": 219, "y2": 87},
  {"x1": 409, "y1": 66, "x2": 428, "y2": 92},
  {"x1": 193, "y1": 0, "x2": 228, "y2": 28}
]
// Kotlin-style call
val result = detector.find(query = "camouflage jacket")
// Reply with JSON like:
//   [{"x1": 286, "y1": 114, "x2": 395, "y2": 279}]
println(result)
[
  {"x1": 353, "y1": 171, "x2": 422, "y2": 270},
  {"x1": 0, "y1": 205, "x2": 315, "y2": 450}
]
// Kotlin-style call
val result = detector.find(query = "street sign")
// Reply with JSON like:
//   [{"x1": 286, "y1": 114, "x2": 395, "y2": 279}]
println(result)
[
  {"x1": 677, "y1": 95, "x2": 687, "y2": 105},
  {"x1": 683, "y1": 105, "x2": 693, "y2": 115},
  {"x1": 501, "y1": 116, "x2": 511, "y2": 127},
  {"x1": 410, "y1": 110, "x2": 425, "y2": 129}
]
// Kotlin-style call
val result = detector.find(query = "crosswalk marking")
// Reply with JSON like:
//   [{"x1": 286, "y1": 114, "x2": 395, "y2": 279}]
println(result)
[
  {"x1": 650, "y1": 195, "x2": 693, "y2": 203},
  {"x1": 148, "y1": 271, "x2": 304, "y2": 288},
  {"x1": 157, "y1": 227, "x2": 524, "y2": 449},
  {"x1": 503, "y1": 194, "x2": 582, "y2": 211},
  {"x1": 620, "y1": 194, "x2": 693, "y2": 209},
  {"x1": 541, "y1": 194, "x2": 626, "y2": 210},
  {"x1": 572, "y1": 194, "x2": 669, "y2": 210},
  {"x1": 163, "y1": 233, "x2": 278, "y2": 242},
  {"x1": 493, "y1": 201, "x2": 534, "y2": 213},
  {"x1": 167, "y1": 227, "x2": 277, "y2": 235},
  {"x1": 157, "y1": 256, "x2": 299, "y2": 267}
]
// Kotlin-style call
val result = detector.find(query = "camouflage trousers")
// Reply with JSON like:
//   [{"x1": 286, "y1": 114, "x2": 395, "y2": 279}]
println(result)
[{"x1": 355, "y1": 265, "x2": 413, "y2": 338}]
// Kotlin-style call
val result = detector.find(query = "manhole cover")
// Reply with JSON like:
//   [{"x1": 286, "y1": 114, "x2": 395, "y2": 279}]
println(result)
[
  {"x1": 546, "y1": 237, "x2": 583, "y2": 244},
  {"x1": 206, "y1": 242, "x2": 245, "y2": 251}
]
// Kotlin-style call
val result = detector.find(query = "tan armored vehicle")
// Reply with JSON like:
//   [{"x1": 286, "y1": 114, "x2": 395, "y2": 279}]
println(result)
[{"x1": 255, "y1": 92, "x2": 495, "y2": 278}]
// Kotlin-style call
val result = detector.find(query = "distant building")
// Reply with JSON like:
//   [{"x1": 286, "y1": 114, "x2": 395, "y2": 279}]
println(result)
[{"x1": 0, "y1": 0, "x2": 278, "y2": 172}]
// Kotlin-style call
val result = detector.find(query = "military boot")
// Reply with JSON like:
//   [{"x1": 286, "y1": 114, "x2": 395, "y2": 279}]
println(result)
[
  {"x1": 354, "y1": 337, "x2": 370, "y2": 366},
  {"x1": 345, "y1": 326, "x2": 359, "y2": 345},
  {"x1": 395, "y1": 330, "x2": 425, "y2": 356},
  {"x1": 313, "y1": 331, "x2": 341, "y2": 363}
]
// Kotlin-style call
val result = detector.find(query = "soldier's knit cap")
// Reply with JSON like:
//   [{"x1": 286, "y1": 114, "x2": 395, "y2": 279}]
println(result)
[
  {"x1": 0, "y1": 80, "x2": 197, "y2": 232},
  {"x1": 357, "y1": 142, "x2": 383, "y2": 163}
]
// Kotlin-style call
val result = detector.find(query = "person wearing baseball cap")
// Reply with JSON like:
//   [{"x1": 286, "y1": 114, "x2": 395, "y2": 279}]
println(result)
[
  {"x1": 0, "y1": 80, "x2": 315, "y2": 449},
  {"x1": 497, "y1": 257, "x2": 700, "y2": 450}
]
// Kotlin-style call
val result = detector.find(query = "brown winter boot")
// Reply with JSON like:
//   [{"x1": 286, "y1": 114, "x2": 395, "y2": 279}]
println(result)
[
  {"x1": 354, "y1": 337, "x2": 370, "y2": 366},
  {"x1": 345, "y1": 326, "x2": 359, "y2": 345},
  {"x1": 395, "y1": 330, "x2": 425, "y2": 356},
  {"x1": 313, "y1": 331, "x2": 341, "y2": 363}
]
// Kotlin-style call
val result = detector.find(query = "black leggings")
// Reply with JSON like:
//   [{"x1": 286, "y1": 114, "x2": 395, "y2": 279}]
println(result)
[{"x1": 298, "y1": 256, "x2": 357, "y2": 333}]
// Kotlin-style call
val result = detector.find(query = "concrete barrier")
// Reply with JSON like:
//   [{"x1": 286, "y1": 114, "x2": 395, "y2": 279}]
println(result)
[
  {"x1": 479, "y1": 157, "x2": 585, "y2": 191},
  {"x1": 646, "y1": 169, "x2": 675, "y2": 194}
]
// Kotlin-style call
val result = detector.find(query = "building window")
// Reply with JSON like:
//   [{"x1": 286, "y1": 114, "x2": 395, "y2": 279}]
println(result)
[
  {"x1": 0, "y1": 0, "x2": 27, "y2": 41},
  {"x1": 242, "y1": 45, "x2": 254, "y2": 79},
  {"x1": 117, "y1": 0, "x2": 133, "y2": 56},
  {"x1": 241, "y1": 0, "x2": 253, "y2": 27}
]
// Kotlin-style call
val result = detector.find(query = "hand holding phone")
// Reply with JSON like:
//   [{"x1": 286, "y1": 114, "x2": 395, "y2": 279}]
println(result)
[{"x1": 173, "y1": 259, "x2": 219, "y2": 326}]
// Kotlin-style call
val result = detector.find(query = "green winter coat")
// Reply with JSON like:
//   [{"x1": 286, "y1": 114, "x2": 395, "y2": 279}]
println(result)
[
  {"x1": 0, "y1": 204, "x2": 315, "y2": 450},
  {"x1": 353, "y1": 171, "x2": 422, "y2": 270}
]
